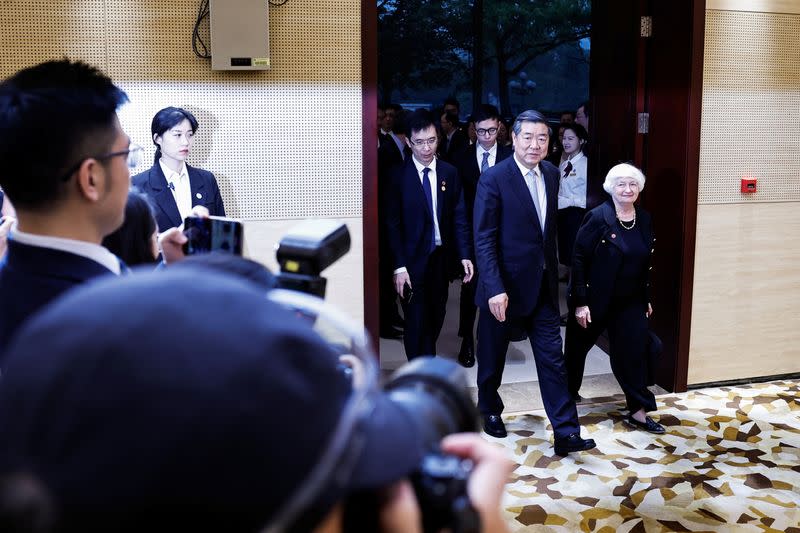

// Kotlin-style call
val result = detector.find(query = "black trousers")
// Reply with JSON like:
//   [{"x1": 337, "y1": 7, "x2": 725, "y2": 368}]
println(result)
[
  {"x1": 476, "y1": 277, "x2": 580, "y2": 439},
  {"x1": 564, "y1": 301, "x2": 656, "y2": 413},
  {"x1": 400, "y1": 247, "x2": 448, "y2": 360},
  {"x1": 557, "y1": 206, "x2": 585, "y2": 266},
  {"x1": 457, "y1": 271, "x2": 478, "y2": 340}
]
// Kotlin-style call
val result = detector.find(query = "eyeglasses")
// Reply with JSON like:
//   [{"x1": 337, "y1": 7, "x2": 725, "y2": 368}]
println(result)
[
  {"x1": 409, "y1": 137, "x2": 438, "y2": 148},
  {"x1": 60, "y1": 144, "x2": 144, "y2": 182},
  {"x1": 476, "y1": 127, "x2": 498, "y2": 136}
]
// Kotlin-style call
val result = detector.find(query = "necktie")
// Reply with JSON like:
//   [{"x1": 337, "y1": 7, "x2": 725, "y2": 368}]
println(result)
[
  {"x1": 526, "y1": 170, "x2": 545, "y2": 231},
  {"x1": 168, "y1": 181, "x2": 176, "y2": 191},
  {"x1": 481, "y1": 151, "x2": 490, "y2": 174},
  {"x1": 422, "y1": 168, "x2": 436, "y2": 252},
  {"x1": 563, "y1": 161, "x2": 573, "y2": 177}
]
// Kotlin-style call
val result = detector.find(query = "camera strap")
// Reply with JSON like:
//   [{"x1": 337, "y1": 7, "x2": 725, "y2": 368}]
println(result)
[{"x1": 261, "y1": 290, "x2": 380, "y2": 533}]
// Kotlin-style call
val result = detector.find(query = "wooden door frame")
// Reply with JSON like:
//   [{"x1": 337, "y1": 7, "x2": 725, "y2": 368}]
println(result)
[
  {"x1": 362, "y1": 0, "x2": 706, "y2": 388},
  {"x1": 362, "y1": 0, "x2": 380, "y2": 353}
]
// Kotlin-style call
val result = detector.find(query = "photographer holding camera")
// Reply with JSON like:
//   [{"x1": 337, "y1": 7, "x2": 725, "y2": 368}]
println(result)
[{"x1": 0, "y1": 268, "x2": 513, "y2": 533}]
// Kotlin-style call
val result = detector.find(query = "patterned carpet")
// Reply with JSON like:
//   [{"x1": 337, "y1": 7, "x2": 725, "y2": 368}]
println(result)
[{"x1": 496, "y1": 380, "x2": 800, "y2": 532}]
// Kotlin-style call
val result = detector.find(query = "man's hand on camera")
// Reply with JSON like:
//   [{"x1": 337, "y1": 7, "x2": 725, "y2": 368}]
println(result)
[
  {"x1": 378, "y1": 433, "x2": 513, "y2": 533},
  {"x1": 393, "y1": 271, "x2": 411, "y2": 297},
  {"x1": 441, "y1": 433, "x2": 514, "y2": 533},
  {"x1": 461, "y1": 259, "x2": 474, "y2": 283},
  {"x1": 158, "y1": 227, "x2": 187, "y2": 264}
]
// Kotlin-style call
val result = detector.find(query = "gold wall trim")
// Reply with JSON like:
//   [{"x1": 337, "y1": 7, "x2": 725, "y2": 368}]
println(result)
[{"x1": 707, "y1": 0, "x2": 800, "y2": 14}]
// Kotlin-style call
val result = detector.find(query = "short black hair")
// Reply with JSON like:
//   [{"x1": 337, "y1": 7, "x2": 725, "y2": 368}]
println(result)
[
  {"x1": 563, "y1": 122, "x2": 589, "y2": 144},
  {"x1": 391, "y1": 109, "x2": 407, "y2": 135},
  {"x1": 511, "y1": 109, "x2": 551, "y2": 137},
  {"x1": 441, "y1": 111, "x2": 459, "y2": 128},
  {"x1": 101, "y1": 189, "x2": 158, "y2": 267},
  {"x1": 404, "y1": 109, "x2": 439, "y2": 138},
  {"x1": 443, "y1": 96, "x2": 460, "y2": 111},
  {"x1": 151, "y1": 107, "x2": 199, "y2": 163},
  {"x1": 472, "y1": 104, "x2": 501, "y2": 124},
  {"x1": 578, "y1": 100, "x2": 590, "y2": 115},
  {"x1": 0, "y1": 59, "x2": 128, "y2": 210}
]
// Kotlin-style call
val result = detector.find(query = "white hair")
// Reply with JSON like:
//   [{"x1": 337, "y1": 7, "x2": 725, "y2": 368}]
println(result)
[{"x1": 602, "y1": 163, "x2": 646, "y2": 194}]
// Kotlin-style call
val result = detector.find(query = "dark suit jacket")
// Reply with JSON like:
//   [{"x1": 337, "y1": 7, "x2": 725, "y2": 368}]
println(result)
[
  {"x1": 0, "y1": 240, "x2": 117, "y2": 354},
  {"x1": 567, "y1": 200, "x2": 654, "y2": 321},
  {"x1": 386, "y1": 158, "x2": 472, "y2": 284},
  {"x1": 378, "y1": 137, "x2": 408, "y2": 180},
  {"x1": 441, "y1": 130, "x2": 469, "y2": 163},
  {"x1": 132, "y1": 163, "x2": 225, "y2": 231},
  {"x1": 473, "y1": 156, "x2": 560, "y2": 316},
  {"x1": 453, "y1": 143, "x2": 513, "y2": 225}
]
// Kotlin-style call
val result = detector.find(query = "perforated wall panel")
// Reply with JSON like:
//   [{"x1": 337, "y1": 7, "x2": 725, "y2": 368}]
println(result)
[
  {"x1": 0, "y1": 0, "x2": 363, "y2": 220},
  {"x1": 700, "y1": 10, "x2": 800, "y2": 204}
]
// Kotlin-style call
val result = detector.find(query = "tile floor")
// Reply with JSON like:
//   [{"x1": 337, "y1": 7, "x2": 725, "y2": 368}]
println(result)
[{"x1": 379, "y1": 280, "x2": 666, "y2": 413}]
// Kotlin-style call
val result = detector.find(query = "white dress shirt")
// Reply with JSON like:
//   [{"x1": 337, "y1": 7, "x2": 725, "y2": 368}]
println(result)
[
  {"x1": 558, "y1": 151, "x2": 587, "y2": 209},
  {"x1": 393, "y1": 156, "x2": 442, "y2": 275},
  {"x1": 389, "y1": 132, "x2": 406, "y2": 160},
  {"x1": 514, "y1": 155, "x2": 547, "y2": 229},
  {"x1": 159, "y1": 159, "x2": 193, "y2": 223},
  {"x1": 11, "y1": 226, "x2": 121, "y2": 274},
  {"x1": 476, "y1": 143, "x2": 497, "y2": 170}
]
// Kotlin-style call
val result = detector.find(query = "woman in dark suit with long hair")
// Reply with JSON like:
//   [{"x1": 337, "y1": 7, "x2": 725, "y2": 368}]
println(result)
[
  {"x1": 132, "y1": 107, "x2": 225, "y2": 232},
  {"x1": 564, "y1": 163, "x2": 664, "y2": 434}
]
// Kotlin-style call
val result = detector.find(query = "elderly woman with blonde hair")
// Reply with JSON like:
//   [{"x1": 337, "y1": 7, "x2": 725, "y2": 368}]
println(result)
[{"x1": 564, "y1": 163, "x2": 664, "y2": 434}]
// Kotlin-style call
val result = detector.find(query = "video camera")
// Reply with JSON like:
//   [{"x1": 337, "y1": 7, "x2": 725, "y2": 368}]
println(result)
[{"x1": 271, "y1": 220, "x2": 481, "y2": 532}]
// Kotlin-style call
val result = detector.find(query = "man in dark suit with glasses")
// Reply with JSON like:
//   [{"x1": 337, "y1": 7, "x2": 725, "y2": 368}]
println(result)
[
  {"x1": 386, "y1": 109, "x2": 473, "y2": 360},
  {"x1": 452, "y1": 104, "x2": 513, "y2": 368},
  {"x1": 0, "y1": 59, "x2": 137, "y2": 354}
]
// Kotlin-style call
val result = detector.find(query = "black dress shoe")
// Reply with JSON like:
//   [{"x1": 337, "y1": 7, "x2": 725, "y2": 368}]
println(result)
[
  {"x1": 554, "y1": 433, "x2": 596, "y2": 456},
  {"x1": 379, "y1": 326, "x2": 403, "y2": 339},
  {"x1": 458, "y1": 338, "x2": 475, "y2": 368},
  {"x1": 483, "y1": 415, "x2": 507, "y2": 438},
  {"x1": 625, "y1": 415, "x2": 665, "y2": 434}
]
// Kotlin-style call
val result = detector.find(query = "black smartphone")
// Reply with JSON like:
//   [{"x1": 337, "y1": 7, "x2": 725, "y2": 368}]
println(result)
[
  {"x1": 402, "y1": 282, "x2": 413, "y2": 304},
  {"x1": 182, "y1": 216, "x2": 244, "y2": 256}
]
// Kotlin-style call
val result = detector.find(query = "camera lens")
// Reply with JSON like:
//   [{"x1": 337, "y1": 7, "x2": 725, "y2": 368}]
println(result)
[
  {"x1": 383, "y1": 357, "x2": 478, "y2": 452},
  {"x1": 382, "y1": 357, "x2": 480, "y2": 532}
]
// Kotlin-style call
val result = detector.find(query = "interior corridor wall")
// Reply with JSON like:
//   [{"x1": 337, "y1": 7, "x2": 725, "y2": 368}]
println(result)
[
  {"x1": 689, "y1": 1, "x2": 800, "y2": 384},
  {"x1": 0, "y1": 0, "x2": 364, "y2": 323}
]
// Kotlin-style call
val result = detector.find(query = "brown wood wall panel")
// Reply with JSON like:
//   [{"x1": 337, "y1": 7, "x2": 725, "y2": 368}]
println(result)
[
  {"x1": 689, "y1": 7, "x2": 800, "y2": 384},
  {"x1": 689, "y1": 203, "x2": 800, "y2": 384}
]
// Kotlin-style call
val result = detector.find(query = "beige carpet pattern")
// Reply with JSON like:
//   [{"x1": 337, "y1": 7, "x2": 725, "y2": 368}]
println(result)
[{"x1": 495, "y1": 380, "x2": 800, "y2": 532}]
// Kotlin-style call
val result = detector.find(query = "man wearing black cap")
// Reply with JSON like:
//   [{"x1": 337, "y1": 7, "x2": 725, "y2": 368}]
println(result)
[
  {"x1": 0, "y1": 268, "x2": 513, "y2": 532},
  {"x1": 0, "y1": 59, "x2": 134, "y2": 353}
]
